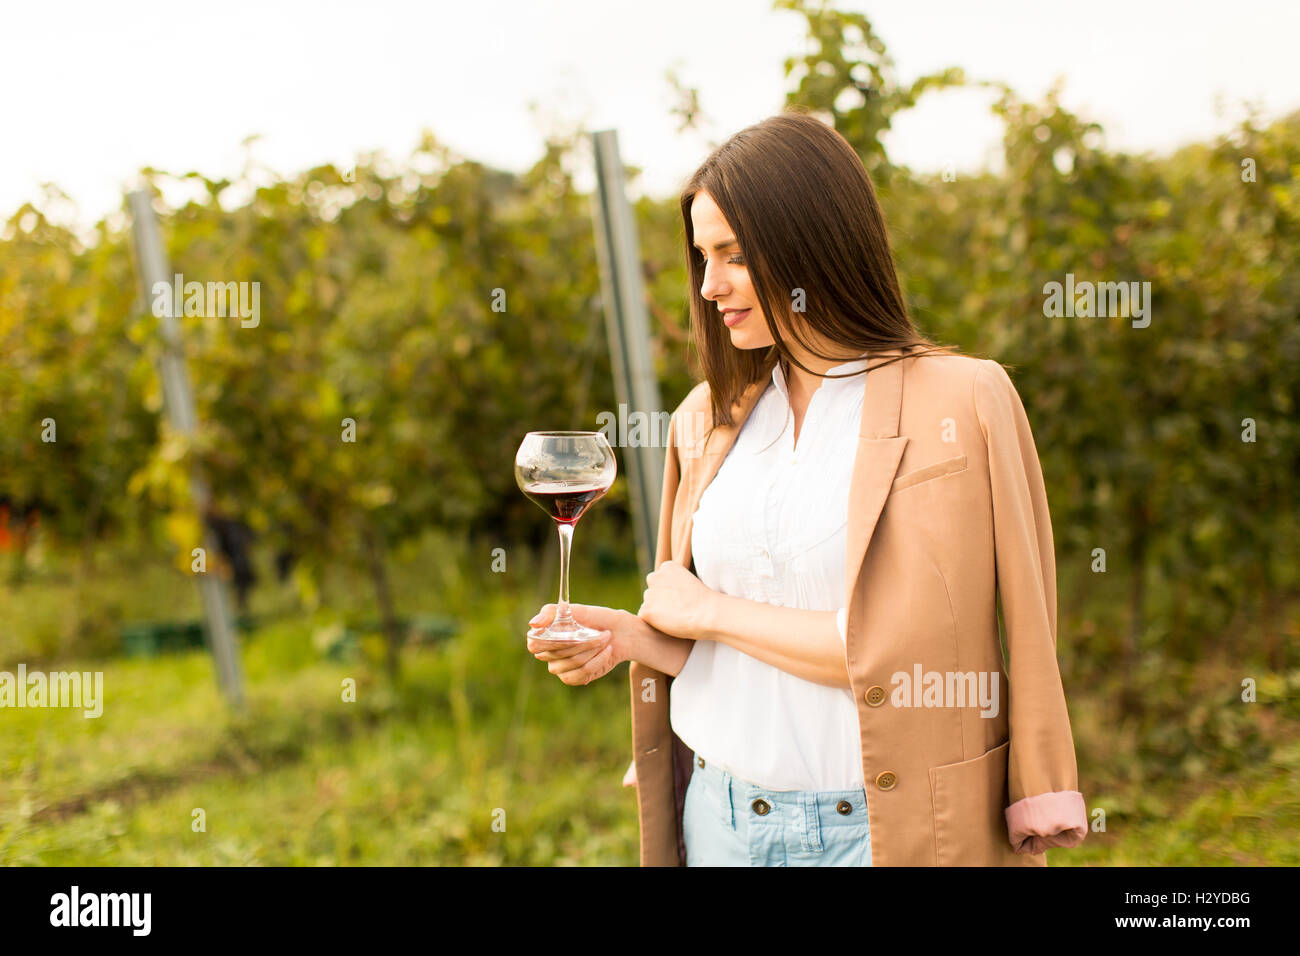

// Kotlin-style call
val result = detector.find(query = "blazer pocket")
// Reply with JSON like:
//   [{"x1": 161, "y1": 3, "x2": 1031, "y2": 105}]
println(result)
[
  {"x1": 928, "y1": 739, "x2": 1011, "y2": 865},
  {"x1": 890, "y1": 454, "x2": 967, "y2": 494}
]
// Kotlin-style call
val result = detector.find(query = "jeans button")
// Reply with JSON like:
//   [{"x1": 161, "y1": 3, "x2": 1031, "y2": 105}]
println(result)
[
  {"x1": 836, "y1": 800, "x2": 852, "y2": 815},
  {"x1": 697, "y1": 756, "x2": 705, "y2": 768},
  {"x1": 751, "y1": 799, "x2": 771, "y2": 816}
]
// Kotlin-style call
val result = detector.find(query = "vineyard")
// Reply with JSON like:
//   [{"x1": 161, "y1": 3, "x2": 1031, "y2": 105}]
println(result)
[{"x1": 0, "y1": 1, "x2": 1297, "y2": 864}]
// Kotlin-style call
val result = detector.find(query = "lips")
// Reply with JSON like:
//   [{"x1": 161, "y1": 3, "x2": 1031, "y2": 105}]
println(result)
[{"x1": 723, "y1": 308, "x2": 751, "y2": 328}]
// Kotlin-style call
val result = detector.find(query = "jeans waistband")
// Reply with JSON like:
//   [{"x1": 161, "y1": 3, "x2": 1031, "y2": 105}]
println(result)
[{"x1": 689, "y1": 749, "x2": 868, "y2": 844}]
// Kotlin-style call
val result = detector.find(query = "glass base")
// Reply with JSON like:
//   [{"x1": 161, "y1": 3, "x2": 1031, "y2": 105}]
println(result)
[{"x1": 527, "y1": 619, "x2": 604, "y2": 643}]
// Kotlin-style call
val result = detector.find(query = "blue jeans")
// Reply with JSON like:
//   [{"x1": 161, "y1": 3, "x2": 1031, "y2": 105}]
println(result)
[{"x1": 682, "y1": 750, "x2": 872, "y2": 866}]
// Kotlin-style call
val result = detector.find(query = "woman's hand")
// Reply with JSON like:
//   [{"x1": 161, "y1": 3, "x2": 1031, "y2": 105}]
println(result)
[
  {"x1": 526, "y1": 603, "x2": 629, "y2": 686},
  {"x1": 637, "y1": 559, "x2": 716, "y2": 641}
]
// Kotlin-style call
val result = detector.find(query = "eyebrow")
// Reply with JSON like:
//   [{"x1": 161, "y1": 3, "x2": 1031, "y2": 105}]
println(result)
[{"x1": 691, "y1": 236, "x2": 737, "y2": 252}]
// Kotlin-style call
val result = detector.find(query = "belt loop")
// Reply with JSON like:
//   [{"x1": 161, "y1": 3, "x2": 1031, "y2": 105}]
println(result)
[{"x1": 802, "y1": 793, "x2": 823, "y2": 852}]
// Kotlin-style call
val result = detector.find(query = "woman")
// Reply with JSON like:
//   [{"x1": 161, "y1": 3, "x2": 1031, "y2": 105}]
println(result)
[{"x1": 527, "y1": 110, "x2": 1087, "y2": 866}]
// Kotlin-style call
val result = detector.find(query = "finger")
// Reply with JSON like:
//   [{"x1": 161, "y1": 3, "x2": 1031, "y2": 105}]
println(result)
[
  {"x1": 550, "y1": 653, "x2": 600, "y2": 677},
  {"x1": 528, "y1": 633, "x2": 587, "y2": 653},
  {"x1": 528, "y1": 604, "x2": 558, "y2": 628},
  {"x1": 528, "y1": 602, "x2": 596, "y2": 629},
  {"x1": 530, "y1": 633, "x2": 610, "y2": 659},
  {"x1": 577, "y1": 645, "x2": 616, "y2": 685},
  {"x1": 528, "y1": 626, "x2": 610, "y2": 650},
  {"x1": 538, "y1": 631, "x2": 610, "y2": 665},
  {"x1": 557, "y1": 643, "x2": 613, "y2": 683},
  {"x1": 561, "y1": 650, "x2": 609, "y2": 685},
  {"x1": 531, "y1": 644, "x2": 586, "y2": 661},
  {"x1": 550, "y1": 633, "x2": 612, "y2": 669}
]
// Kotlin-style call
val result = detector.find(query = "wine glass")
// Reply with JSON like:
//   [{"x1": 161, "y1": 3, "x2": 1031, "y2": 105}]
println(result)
[{"x1": 516, "y1": 431, "x2": 617, "y2": 642}]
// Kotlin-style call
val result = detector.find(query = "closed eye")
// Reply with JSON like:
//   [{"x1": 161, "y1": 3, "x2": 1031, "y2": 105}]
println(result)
[{"x1": 698, "y1": 254, "x2": 745, "y2": 267}]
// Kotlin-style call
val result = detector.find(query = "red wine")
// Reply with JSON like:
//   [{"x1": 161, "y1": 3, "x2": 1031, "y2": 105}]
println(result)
[{"x1": 522, "y1": 480, "x2": 610, "y2": 524}]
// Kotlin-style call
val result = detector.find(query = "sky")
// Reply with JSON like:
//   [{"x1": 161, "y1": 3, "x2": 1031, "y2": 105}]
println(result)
[{"x1": 2, "y1": 0, "x2": 1297, "y2": 231}]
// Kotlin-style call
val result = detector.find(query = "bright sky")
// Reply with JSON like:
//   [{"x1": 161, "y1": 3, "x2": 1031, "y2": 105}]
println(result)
[{"x1": 3, "y1": 0, "x2": 1296, "y2": 231}]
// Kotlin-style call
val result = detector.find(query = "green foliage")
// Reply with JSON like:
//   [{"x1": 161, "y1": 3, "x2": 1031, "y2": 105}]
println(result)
[
  {"x1": 777, "y1": 0, "x2": 966, "y2": 188},
  {"x1": 124, "y1": 132, "x2": 611, "y2": 601},
  {"x1": 0, "y1": 542, "x2": 643, "y2": 866},
  {"x1": 0, "y1": 546, "x2": 1294, "y2": 865},
  {"x1": 0, "y1": 2, "x2": 1297, "y2": 862},
  {"x1": 0, "y1": 195, "x2": 154, "y2": 546}
]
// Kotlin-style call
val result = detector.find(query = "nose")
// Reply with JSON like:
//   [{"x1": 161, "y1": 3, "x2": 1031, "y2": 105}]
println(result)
[{"x1": 700, "y1": 260, "x2": 728, "y2": 302}]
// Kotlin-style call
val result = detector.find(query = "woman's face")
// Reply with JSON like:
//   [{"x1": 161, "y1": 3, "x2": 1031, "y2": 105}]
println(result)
[{"x1": 690, "y1": 190, "x2": 775, "y2": 350}]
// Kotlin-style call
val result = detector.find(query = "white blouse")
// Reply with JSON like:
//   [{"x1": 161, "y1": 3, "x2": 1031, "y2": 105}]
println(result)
[{"x1": 669, "y1": 352, "x2": 869, "y2": 792}]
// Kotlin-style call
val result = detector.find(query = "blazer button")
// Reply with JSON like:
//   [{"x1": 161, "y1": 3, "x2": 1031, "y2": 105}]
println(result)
[
  {"x1": 875, "y1": 771, "x2": 897, "y2": 791},
  {"x1": 865, "y1": 685, "x2": 886, "y2": 707},
  {"x1": 836, "y1": 800, "x2": 852, "y2": 815},
  {"x1": 751, "y1": 799, "x2": 771, "y2": 816},
  {"x1": 697, "y1": 756, "x2": 705, "y2": 768}
]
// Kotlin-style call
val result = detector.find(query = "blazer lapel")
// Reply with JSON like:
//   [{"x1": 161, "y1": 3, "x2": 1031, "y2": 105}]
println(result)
[
  {"x1": 844, "y1": 352, "x2": 908, "y2": 602},
  {"x1": 672, "y1": 349, "x2": 908, "y2": 587}
]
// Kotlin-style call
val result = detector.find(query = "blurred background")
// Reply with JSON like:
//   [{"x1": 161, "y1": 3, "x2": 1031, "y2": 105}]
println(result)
[{"x1": 1, "y1": 0, "x2": 1297, "y2": 865}]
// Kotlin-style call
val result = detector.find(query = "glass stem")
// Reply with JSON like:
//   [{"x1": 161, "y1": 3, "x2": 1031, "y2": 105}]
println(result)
[{"x1": 554, "y1": 520, "x2": 576, "y2": 625}]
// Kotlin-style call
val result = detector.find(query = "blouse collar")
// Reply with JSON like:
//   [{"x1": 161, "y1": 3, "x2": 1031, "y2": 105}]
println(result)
[{"x1": 771, "y1": 351, "x2": 872, "y2": 404}]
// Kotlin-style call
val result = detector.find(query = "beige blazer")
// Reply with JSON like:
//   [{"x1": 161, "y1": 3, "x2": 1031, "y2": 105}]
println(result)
[{"x1": 628, "y1": 348, "x2": 1088, "y2": 865}]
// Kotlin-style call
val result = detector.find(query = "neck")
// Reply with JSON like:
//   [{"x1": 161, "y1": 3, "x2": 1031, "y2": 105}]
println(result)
[{"x1": 780, "y1": 346, "x2": 868, "y2": 404}]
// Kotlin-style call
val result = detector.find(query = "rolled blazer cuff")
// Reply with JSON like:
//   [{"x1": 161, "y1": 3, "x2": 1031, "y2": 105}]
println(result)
[{"x1": 1005, "y1": 790, "x2": 1087, "y2": 854}]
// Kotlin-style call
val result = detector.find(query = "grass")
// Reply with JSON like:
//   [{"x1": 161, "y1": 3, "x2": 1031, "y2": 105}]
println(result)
[
  {"x1": 1, "y1": 531, "x2": 648, "y2": 865},
  {"x1": 1, "y1": 532, "x2": 1296, "y2": 865},
  {"x1": 1059, "y1": 743, "x2": 1300, "y2": 865}
]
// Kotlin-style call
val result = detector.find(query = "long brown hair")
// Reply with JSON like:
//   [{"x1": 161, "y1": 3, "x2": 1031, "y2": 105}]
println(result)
[{"x1": 680, "y1": 108, "x2": 957, "y2": 431}]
